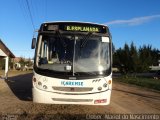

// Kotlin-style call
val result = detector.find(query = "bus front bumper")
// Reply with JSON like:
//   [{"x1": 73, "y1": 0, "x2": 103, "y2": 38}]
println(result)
[{"x1": 32, "y1": 87, "x2": 111, "y2": 105}]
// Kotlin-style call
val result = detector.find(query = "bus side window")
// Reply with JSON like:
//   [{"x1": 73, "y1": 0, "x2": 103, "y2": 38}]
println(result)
[{"x1": 39, "y1": 57, "x2": 48, "y2": 65}]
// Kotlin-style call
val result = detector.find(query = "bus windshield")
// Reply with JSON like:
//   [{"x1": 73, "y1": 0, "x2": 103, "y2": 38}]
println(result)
[{"x1": 36, "y1": 33, "x2": 111, "y2": 76}]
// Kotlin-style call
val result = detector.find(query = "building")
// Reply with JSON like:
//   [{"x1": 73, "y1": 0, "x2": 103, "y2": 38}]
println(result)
[{"x1": 0, "y1": 39, "x2": 15, "y2": 79}]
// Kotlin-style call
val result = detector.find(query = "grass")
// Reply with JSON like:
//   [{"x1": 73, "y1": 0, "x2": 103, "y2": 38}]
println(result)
[{"x1": 114, "y1": 76, "x2": 160, "y2": 91}]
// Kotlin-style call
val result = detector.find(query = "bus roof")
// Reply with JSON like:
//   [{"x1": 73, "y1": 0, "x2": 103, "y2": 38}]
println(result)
[{"x1": 43, "y1": 21, "x2": 109, "y2": 28}]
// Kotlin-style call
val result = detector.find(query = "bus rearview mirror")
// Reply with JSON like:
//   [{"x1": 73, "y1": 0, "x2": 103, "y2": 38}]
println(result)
[{"x1": 31, "y1": 38, "x2": 36, "y2": 49}]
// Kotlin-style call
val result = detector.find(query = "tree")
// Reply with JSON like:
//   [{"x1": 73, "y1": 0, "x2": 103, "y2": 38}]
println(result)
[
  {"x1": 113, "y1": 42, "x2": 159, "y2": 74},
  {"x1": 19, "y1": 57, "x2": 25, "y2": 68},
  {"x1": 113, "y1": 44, "x2": 130, "y2": 74},
  {"x1": 138, "y1": 45, "x2": 152, "y2": 72},
  {"x1": 113, "y1": 48, "x2": 123, "y2": 72},
  {"x1": 129, "y1": 42, "x2": 138, "y2": 73},
  {"x1": 25, "y1": 58, "x2": 33, "y2": 67},
  {"x1": 112, "y1": 43, "x2": 116, "y2": 54},
  {"x1": 150, "y1": 48, "x2": 159, "y2": 66}
]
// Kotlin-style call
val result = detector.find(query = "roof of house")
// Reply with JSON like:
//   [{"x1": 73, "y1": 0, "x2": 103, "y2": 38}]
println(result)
[{"x1": 0, "y1": 39, "x2": 15, "y2": 58}]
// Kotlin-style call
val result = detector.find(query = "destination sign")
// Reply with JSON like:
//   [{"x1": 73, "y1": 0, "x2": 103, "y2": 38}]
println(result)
[
  {"x1": 65, "y1": 25, "x2": 100, "y2": 32},
  {"x1": 42, "y1": 22, "x2": 107, "y2": 33}
]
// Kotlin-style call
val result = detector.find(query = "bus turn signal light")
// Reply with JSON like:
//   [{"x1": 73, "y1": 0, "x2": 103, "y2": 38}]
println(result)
[
  {"x1": 33, "y1": 78, "x2": 36, "y2": 82},
  {"x1": 108, "y1": 80, "x2": 112, "y2": 84}
]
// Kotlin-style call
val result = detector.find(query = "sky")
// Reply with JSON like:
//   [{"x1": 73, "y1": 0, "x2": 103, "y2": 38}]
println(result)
[{"x1": 0, "y1": 0, "x2": 160, "y2": 58}]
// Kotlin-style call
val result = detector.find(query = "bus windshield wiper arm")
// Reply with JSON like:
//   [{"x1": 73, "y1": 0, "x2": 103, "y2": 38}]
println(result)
[
  {"x1": 56, "y1": 30, "x2": 67, "y2": 48},
  {"x1": 80, "y1": 32, "x2": 92, "y2": 48}
]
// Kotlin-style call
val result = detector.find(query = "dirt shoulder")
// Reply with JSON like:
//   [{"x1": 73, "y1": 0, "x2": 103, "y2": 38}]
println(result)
[{"x1": 0, "y1": 72, "x2": 160, "y2": 119}]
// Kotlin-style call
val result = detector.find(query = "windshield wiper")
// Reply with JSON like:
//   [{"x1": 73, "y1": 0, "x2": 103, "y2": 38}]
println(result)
[
  {"x1": 56, "y1": 30, "x2": 67, "y2": 48},
  {"x1": 80, "y1": 32, "x2": 92, "y2": 48}
]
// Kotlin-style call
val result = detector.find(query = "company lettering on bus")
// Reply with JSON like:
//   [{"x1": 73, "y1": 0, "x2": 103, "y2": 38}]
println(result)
[{"x1": 61, "y1": 81, "x2": 83, "y2": 86}]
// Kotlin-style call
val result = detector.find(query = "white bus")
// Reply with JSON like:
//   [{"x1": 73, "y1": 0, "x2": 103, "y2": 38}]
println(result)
[{"x1": 31, "y1": 22, "x2": 112, "y2": 105}]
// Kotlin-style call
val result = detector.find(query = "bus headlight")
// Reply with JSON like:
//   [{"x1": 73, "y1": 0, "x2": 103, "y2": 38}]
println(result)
[
  {"x1": 98, "y1": 87, "x2": 102, "y2": 91},
  {"x1": 38, "y1": 81, "x2": 42, "y2": 86},
  {"x1": 43, "y1": 85, "x2": 48, "y2": 89},
  {"x1": 103, "y1": 83, "x2": 108, "y2": 88}
]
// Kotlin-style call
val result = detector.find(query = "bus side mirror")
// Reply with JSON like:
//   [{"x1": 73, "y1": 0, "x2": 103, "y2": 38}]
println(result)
[{"x1": 31, "y1": 38, "x2": 36, "y2": 49}]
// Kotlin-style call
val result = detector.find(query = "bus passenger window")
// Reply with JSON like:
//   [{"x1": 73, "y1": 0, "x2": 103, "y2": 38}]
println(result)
[{"x1": 39, "y1": 57, "x2": 48, "y2": 65}]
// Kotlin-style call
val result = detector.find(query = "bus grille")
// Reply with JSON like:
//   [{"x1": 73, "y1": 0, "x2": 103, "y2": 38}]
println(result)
[
  {"x1": 52, "y1": 87, "x2": 93, "y2": 92},
  {"x1": 52, "y1": 98, "x2": 93, "y2": 102}
]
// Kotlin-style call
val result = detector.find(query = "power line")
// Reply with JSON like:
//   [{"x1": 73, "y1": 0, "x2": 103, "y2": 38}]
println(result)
[
  {"x1": 25, "y1": 0, "x2": 35, "y2": 30},
  {"x1": 45, "y1": 0, "x2": 47, "y2": 22},
  {"x1": 17, "y1": 0, "x2": 28, "y2": 26}
]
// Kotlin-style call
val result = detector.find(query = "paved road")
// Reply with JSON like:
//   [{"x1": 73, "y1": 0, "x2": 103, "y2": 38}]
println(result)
[{"x1": 0, "y1": 73, "x2": 160, "y2": 119}]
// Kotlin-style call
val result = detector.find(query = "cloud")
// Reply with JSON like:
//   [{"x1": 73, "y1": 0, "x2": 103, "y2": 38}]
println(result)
[{"x1": 105, "y1": 15, "x2": 160, "y2": 26}]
